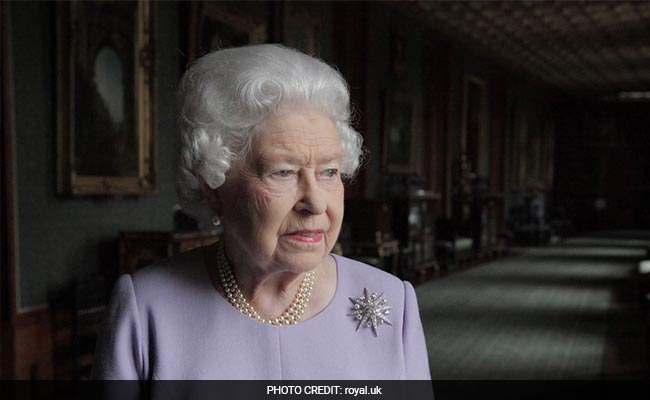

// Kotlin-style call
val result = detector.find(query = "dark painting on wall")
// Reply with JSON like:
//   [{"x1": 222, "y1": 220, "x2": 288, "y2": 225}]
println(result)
[
  {"x1": 511, "y1": 103, "x2": 527, "y2": 190},
  {"x1": 188, "y1": 1, "x2": 267, "y2": 62},
  {"x1": 382, "y1": 92, "x2": 416, "y2": 174},
  {"x1": 75, "y1": 34, "x2": 135, "y2": 178},
  {"x1": 280, "y1": 1, "x2": 330, "y2": 57},
  {"x1": 461, "y1": 75, "x2": 488, "y2": 176},
  {"x1": 56, "y1": 1, "x2": 155, "y2": 195}
]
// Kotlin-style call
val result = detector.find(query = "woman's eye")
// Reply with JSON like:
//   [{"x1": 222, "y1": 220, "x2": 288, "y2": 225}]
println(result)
[
  {"x1": 273, "y1": 170, "x2": 295, "y2": 178},
  {"x1": 322, "y1": 168, "x2": 339, "y2": 178}
]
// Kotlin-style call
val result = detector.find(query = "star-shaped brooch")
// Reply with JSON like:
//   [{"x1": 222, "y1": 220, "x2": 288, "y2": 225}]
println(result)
[{"x1": 348, "y1": 288, "x2": 393, "y2": 337}]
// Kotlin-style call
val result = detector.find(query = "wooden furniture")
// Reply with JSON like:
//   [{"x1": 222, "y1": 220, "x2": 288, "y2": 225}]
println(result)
[
  {"x1": 50, "y1": 275, "x2": 108, "y2": 380},
  {"x1": 118, "y1": 230, "x2": 219, "y2": 275},
  {"x1": 343, "y1": 199, "x2": 400, "y2": 275},
  {"x1": 348, "y1": 239, "x2": 400, "y2": 277},
  {"x1": 72, "y1": 275, "x2": 108, "y2": 379},
  {"x1": 344, "y1": 199, "x2": 393, "y2": 242}
]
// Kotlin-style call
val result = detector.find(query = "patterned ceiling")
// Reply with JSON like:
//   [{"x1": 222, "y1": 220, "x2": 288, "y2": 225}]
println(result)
[{"x1": 408, "y1": 1, "x2": 650, "y2": 97}]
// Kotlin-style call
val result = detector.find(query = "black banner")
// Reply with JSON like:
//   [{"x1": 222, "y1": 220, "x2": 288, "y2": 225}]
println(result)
[{"x1": 1, "y1": 380, "x2": 649, "y2": 400}]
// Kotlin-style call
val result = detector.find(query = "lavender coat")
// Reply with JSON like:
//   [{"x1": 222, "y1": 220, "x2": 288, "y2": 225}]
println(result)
[{"x1": 93, "y1": 247, "x2": 431, "y2": 380}]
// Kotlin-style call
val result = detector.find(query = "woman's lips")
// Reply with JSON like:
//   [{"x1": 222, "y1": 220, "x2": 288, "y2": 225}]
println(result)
[{"x1": 283, "y1": 230, "x2": 324, "y2": 244}]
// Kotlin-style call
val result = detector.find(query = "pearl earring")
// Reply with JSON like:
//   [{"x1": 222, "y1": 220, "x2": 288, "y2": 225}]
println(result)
[{"x1": 211, "y1": 216, "x2": 221, "y2": 226}]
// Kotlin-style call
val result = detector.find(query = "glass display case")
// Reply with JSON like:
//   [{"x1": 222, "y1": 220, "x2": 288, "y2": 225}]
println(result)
[{"x1": 392, "y1": 189, "x2": 439, "y2": 277}]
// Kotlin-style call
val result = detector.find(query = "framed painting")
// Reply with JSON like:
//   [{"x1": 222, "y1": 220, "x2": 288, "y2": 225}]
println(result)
[
  {"x1": 461, "y1": 75, "x2": 488, "y2": 176},
  {"x1": 510, "y1": 103, "x2": 527, "y2": 190},
  {"x1": 279, "y1": 1, "x2": 331, "y2": 58},
  {"x1": 382, "y1": 91, "x2": 416, "y2": 174},
  {"x1": 188, "y1": 1, "x2": 267, "y2": 62},
  {"x1": 56, "y1": 1, "x2": 156, "y2": 195}
]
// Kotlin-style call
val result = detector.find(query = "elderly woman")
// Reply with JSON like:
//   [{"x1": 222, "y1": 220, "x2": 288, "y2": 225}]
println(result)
[{"x1": 93, "y1": 44, "x2": 430, "y2": 380}]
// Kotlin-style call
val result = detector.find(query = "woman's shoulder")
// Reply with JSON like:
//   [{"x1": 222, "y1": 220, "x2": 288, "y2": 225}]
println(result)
[
  {"x1": 126, "y1": 246, "x2": 210, "y2": 299},
  {"x1": 332, "y1": 254, "x2": 407, "y2": 298},
  {"x1": 333, "y1": 254, "x2": 400, "y2": 279}
]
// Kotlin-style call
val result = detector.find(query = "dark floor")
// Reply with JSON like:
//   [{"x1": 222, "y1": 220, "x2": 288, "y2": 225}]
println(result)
[{"x1": 415, "y1": 231, "x2": 649, "y2": 380}]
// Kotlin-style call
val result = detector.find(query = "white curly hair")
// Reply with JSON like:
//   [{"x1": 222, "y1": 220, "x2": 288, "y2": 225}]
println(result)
[{"x1": 175, "y1": 44, "x2": 364, "y2": 221}]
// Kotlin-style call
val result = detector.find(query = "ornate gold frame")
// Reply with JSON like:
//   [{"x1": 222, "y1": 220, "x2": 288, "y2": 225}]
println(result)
[{"x1": 56, "y1": 1, "x2": 156, "y2": 195}]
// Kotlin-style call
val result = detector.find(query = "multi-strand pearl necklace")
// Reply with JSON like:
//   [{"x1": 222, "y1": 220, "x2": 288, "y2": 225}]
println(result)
[{"x1": 215, "y1": 243, "x2": 316, "y2": 325}]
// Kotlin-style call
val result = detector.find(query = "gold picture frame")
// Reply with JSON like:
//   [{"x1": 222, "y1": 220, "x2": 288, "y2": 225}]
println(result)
[{"x1": 56, "y1": 1, "x2": 156, "y2": 195}]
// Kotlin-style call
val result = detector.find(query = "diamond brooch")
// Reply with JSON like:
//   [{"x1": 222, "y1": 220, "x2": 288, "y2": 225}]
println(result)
[{"x1": 348, "y1": 288, "x2": 393, "y2": 337}]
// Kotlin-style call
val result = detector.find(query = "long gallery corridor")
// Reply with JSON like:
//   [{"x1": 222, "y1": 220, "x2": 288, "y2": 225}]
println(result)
[{"x1": 416, "y1": 231, "x2": 650, "y2": 380}]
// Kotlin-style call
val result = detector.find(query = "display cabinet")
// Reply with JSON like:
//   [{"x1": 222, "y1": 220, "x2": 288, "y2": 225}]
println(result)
[{"x1": 391, "y1": 189, "x2": 440, "y2": 277}]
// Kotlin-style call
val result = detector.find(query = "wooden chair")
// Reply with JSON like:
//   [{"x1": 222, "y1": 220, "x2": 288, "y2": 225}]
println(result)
[{"x1": 72, "y1": 275, "x2": 108, "y2": 379}]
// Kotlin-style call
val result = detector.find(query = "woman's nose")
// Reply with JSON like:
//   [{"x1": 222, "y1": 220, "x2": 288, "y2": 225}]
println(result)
[{"x1": 294, "y1": 174, "x2": 327, "y2": 215}]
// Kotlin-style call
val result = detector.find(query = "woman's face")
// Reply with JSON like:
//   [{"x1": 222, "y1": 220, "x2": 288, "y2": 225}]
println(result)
[{"x1": 213, "y1": 110, "x2": 344, "y2": 274}]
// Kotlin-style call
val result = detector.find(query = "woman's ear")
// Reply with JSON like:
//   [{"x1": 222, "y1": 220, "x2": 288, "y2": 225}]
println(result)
[{"x1": 200, "y1": 180, "x2": 222, "y2": 217}]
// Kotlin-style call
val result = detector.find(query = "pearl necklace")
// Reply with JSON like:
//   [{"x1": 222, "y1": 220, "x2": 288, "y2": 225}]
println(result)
[{"x1": 215, "y1": 243, "x2": 316, "y2": 325}]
